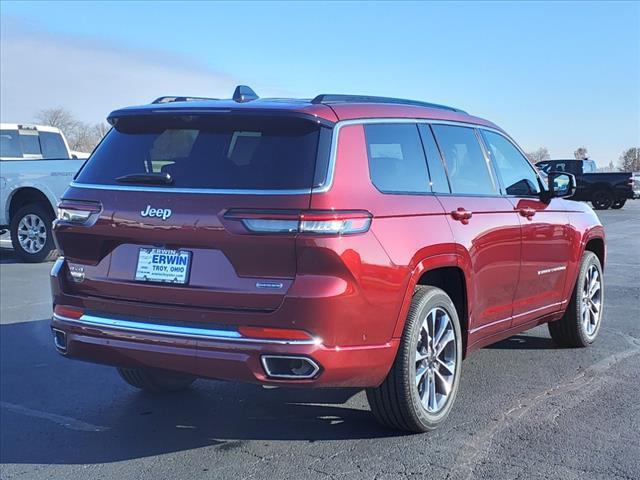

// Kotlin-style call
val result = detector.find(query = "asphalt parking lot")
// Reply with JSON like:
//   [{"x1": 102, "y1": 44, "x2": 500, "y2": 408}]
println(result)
[{"x1": 1, "y1": 203, "x2": 639, "y2": 480}]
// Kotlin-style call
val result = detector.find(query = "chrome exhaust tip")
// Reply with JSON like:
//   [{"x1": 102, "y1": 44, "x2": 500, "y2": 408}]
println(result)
[
  {"x1": 261, "y1": 355, "x2": 320, "y2": 379},
  {"x1": 52, "y1": 328, "x2": 67, "y2": 354}
]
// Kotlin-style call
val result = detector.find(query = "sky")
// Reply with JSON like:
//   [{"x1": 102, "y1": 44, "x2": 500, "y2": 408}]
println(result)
[{"x1": 1, "y1": 1, "x2": 638, "y2": 165}]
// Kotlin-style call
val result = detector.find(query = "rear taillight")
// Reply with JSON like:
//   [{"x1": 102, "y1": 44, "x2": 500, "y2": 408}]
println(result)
[
  {"x1": 57, "y1": 200, "x2": 102, "y2": 225},
  {"x1": 225, "y1": 210, "x2": 372, "y2": 235}
]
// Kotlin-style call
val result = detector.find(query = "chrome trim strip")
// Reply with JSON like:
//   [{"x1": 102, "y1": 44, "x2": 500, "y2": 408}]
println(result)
[
  {"x1": 53, "y1": 313, "x2": 319, "y2": 345},
  {"x1": 70, "y1": 118, "x2": 508, "y2": 196},
  {"x1": 470, "y1": 301, "x2": 565, "y2": 334},
  {"x1": 261, "y1": 355, "x2": 321, "y2": 379},
  {"x1": 312, "y1": 118, "x2": 511, "y2": 194},
  {"x1": 69, "y1": 181, "x2": 312, "y2": 196}
]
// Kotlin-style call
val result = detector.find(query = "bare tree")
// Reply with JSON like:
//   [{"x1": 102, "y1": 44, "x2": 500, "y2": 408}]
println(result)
[
  {"x1": 35, "y1": 107, "x2": 79, "y2": 134},
  {"x1": 574, "y1": 147, "x2": 589, "y2": 160},
  {"x1": 34, "y1": 107, "x2": 108, "y2": 153},
  {"x1": 619, "y1": 147, "x2": 640, "y2": 172},
  {"x1": 525, "y1": 147, "x2": 550, "y2": 163}
]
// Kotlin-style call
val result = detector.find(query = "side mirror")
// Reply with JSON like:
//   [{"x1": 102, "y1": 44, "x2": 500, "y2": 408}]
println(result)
[{"x1": 547, "y1": 171, "x2": 576, "y2": 199}]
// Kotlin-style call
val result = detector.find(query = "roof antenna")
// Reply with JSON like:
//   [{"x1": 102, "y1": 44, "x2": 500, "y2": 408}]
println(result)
[{"x1": 233, "y1": 85, "x2": 259, "y2": 103}]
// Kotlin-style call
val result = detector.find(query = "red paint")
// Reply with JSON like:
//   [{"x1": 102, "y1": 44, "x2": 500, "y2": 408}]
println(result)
[{"x1": 50, "y1": 100, "x2": 604, "y2": 387}]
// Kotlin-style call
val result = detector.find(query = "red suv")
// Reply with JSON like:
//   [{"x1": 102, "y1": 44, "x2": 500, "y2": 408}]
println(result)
[{"x1": 50, "y1": 87, "x2": 605, "y2": 432}]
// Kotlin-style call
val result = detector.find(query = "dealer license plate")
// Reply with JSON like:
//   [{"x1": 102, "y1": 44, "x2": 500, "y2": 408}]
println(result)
[{"x1": 135, "y1": 248, "x2": 191, "y2": 284}]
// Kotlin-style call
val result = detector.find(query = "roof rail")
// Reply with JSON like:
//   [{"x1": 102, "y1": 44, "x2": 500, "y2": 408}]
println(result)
[
  {"x1": 151, "y1": 96, "x2": 219, "y2": 104},
  {"x1": 310, "y1": 94, "x2": 467, "y2": 114}
]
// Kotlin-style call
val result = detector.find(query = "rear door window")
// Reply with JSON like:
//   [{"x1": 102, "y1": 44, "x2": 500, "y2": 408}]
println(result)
[
  {"x1": 431, "y1": 125, "x2": 497, "y2": 195},
  {"x1": 364, "y1": 123, "x2": 429, "y2": 194},
  {"x1": 0, "y1": 130, "x2": 22, "y2": 158},
  {"x1": 75, "y1": 115, "x2": 326, "y2": 190},
  {"x1": 418, "y1": 124, "x2": 450, "y2": 193},
  {"x1": 19, "y1": 130, "x2": 42, "y2": 157}
]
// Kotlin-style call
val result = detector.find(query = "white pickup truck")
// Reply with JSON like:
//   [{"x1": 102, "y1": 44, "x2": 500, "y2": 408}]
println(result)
[{"x1": 0, "y1": 124, "x2": 86, "y2": 262}]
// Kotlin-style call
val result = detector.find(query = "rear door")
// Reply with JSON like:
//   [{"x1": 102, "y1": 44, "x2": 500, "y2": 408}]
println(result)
[
  {"x1": 55, "y1": 113, "x2": 331, "y2": 313},
  {"x1": 480, "y1": 129, "x2": 572, "y2": 326},
  {"x1": 429, "y1": 124, "x2": 522, "y2": 339}
]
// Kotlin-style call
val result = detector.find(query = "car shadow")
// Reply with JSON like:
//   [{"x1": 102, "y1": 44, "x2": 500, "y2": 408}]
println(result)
[
  {"x1": 0, "y1": 319, "x2": 405, "y2": 465},
  {"x1": 0, "y1": 245, "x2": 59, "y2": 265},
  {"x1": 485, "y1": 333, "x2": 558, "y2": 350}
]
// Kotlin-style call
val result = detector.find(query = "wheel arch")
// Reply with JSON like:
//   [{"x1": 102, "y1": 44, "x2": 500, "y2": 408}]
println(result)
[
  {"x1": 584, "y1": 236, "x2": 605, "y2": 270},
  {"x1": 8, "y1": 187, "x2": 56, "y2": 222},
  {"x1": 393, "y1": 255, "x2": 470, "y2": 355}
]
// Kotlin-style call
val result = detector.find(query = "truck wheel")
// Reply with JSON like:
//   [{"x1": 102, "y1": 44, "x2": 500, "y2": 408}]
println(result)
[
  {"x1": 366, "y1": 286, "x2": 462, "y2": 432},
  {"x1": 591, "y1": 189, "x2": 613, "y2": 210},
  {"x1": 9, "y1": 203, "x2": 56, "y2": 263},
  {"x1": 548, "y1": 251, "x2": 603, "y2": 347},
  {"x1": 611, "y1": 198, "x2": 626, "y2": 209},
  {"x1": 117, "y1": 367, "x2": 196, "y2": 393}
]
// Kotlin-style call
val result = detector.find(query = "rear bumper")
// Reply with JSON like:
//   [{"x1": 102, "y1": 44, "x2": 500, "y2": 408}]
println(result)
[
  {"x1": 50, "y1": 313, "x2": 398, "y2": 387},
  {"x1": 50, "y1": 257, "x2": 399, "y2": 388}
]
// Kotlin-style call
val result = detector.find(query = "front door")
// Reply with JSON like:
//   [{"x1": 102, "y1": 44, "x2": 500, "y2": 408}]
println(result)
[{"x1": 480, "y1": 129, "x2": 572, "y2": 327}]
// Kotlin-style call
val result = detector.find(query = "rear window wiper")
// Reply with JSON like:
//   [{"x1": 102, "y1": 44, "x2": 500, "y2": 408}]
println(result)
[{"x1": 116, "y1": 172, "x2": 173, "y2": 185}]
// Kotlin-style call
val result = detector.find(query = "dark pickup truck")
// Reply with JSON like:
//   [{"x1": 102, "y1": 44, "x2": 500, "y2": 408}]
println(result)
[{"x1": 537, "y1": 159, "x2": 635, "y2": 209}]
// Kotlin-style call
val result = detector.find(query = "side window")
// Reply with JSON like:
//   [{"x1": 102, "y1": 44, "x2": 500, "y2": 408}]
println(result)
[
  {"x1": 364, "y1": 124, "x2": 429, "y2": 194},
  {"x1": 418, "y1": 124, "x2": 450, "y2": 193},
  {"x1": 39, "y1": 131, "x2": 69, "y2": 159},
  {"x1": 583, "y1": 161, "x2": 596, "y2": 173},
  {"x1": 431, "y1": 125, "x2": 497, "y2": 195},
  {"x1": 0, "y1": 130, "x2": 23, "y2": 158},
  {"x1": 537, "y1": 162, "x2": 552, "y2": 174},
  {"x1": 481, "y1": 130, "x2": 541, "y2": 196},
  {"x1": 19, "y1": 130, "x2": 42, "y2": 157}
]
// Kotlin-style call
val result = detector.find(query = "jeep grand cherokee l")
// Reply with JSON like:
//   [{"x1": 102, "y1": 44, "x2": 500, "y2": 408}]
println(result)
[{"x1": 50, "y1": 86, "x2": 605, "y2": 432}]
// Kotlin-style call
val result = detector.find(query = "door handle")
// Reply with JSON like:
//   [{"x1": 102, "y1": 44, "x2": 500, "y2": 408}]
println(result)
[
  {"x1": 451, "y1": 208, "x2": 473, "y2": 224},
  {"x1": 518, "y1": 207, "x2": 536, "y2": 219}
]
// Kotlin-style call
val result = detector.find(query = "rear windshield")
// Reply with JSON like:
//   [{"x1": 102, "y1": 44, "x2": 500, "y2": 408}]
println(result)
[{"x1": 75, "y1": 115, "x2": 327, "y2": 190}]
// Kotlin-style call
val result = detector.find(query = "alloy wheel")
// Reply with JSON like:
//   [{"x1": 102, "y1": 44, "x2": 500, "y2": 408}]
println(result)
[
  {"x1": 582, "y1": 264, "x2": 602, "y2": 338},
  {"x1": 17, "y1": 214, "x2": 47, "y2": 254},
  {"x1": 415, "y1": 307, "x2": 457, "y2": 413}
]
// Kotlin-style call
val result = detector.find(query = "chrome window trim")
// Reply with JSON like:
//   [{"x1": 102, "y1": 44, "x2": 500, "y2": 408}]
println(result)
[
  {"x1": 70, "y1": 117, "x2": 511, "y2": 196},
  {"x1": 68, "y1": 181, "x2": 313, "y2": 195},
  {"x1": 313, "y1": 118, "x2": 513, "y2": 194},
  {"x1": 53, "y1": 313, "x2": 319, "y2": 345}
]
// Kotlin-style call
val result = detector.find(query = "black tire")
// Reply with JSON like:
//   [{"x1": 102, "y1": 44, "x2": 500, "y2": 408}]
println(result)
[
  {"x1": 591, "y1": 189, "x2": 614, "y2": 210},
  {"x1": 117, "y1": 367, "x2": 196, "y2": 393},
  {"x1": 366, "y1": 286, "x2": 463, "y2": 432},
  {"x1": 9, "y1": 203, "x2": 56, "y2": 263},
  {"x1": 548, "y1": 251, "x2": 603, "y2": 347},
  {"x1": 611, "y1": 198, "x2": 627, "y2": 209}
]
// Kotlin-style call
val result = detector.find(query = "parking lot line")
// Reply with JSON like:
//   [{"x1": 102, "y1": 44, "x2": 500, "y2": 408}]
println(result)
[{"x1": 0, "y1": 401, "x2": 109, "y2": 432}]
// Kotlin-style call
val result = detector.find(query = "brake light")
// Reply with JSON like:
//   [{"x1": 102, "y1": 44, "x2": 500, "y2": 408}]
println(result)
[
  {"x1": 225, "y1": 210, "x2": 372, "y2": 235},
  {"x1": 57, "y1": 199, "x2": 102, "y2": 224},
  {"x1": 54, "y1": 305, "x2": 84, "y2": 319},
  {"x1": 238, "y1": 326, "x2": 315, "y2": 341}
]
